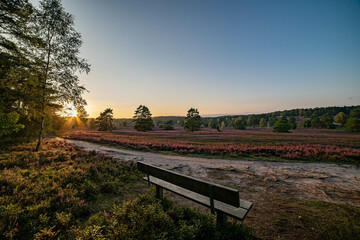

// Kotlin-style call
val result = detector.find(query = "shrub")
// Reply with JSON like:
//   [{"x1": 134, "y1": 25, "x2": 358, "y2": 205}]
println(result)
[
  {"x1": 273, "y1": 118, "x2": 291, "y2": 133},
  {"x1": 72, "y1": 190, "x2": 256, "y2": 240}
]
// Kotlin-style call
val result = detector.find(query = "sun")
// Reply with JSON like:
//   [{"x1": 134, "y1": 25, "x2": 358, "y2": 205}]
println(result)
[
  {"x1": 69, "y1": 109, "x2": 77, "y2": 117},
  {"x1": 65, "y1": 107, "x2": 78, "y2": 117}
]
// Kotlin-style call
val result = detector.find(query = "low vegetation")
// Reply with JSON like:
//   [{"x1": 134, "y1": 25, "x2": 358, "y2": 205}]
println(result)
[
  {"x1": 0, "y1": 140, "x2": 254, "y2": 240},
  {"x1": 65, "y1": 129, "x2": 360, "y2": 163}
]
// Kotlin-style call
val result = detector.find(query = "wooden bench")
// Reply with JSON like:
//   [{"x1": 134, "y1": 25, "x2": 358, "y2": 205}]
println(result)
[{"x1": 137, "y1": 162, "x2": 252, "y2": 224}]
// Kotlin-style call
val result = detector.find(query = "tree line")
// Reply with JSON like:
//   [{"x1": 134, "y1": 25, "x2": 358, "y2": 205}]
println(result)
[
  {"x1": 94, "y1": 105, "x2": 360, "y2": 133},
  {"x1": 1, "y1": 0, "x2": 89, "y2": 148},
  {"x1": 95, "y1": 106, "x2": 202, "y2": 132}
]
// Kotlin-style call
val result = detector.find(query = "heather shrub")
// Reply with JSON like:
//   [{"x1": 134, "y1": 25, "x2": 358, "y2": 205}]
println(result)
[
  {"x1": 66, "y1": 132, "x2": 360, "y2": 163},
  {"x1": 73, "y1": 189, "x2": 255, "y2": 240},
  {"x1": 0, "y1": 140, "x2": 255, "y2": 239},
  {"x1": 0, "y1": 140, "x2": 141, "y2": 239}
]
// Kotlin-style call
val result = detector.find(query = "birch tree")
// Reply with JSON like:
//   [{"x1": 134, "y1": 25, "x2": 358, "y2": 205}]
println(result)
[{"x1": 34, "y1": 0, "x2": 90, "y2": 150}]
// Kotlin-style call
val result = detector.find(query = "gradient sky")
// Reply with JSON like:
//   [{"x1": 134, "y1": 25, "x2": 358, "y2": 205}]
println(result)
[{"x1": 33, "y1": 0, "x2": 360, "y2": 118}]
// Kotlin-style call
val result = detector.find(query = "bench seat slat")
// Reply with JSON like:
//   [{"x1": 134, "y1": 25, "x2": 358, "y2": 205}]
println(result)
[
  {"x1": 138, "y1": 162, "x2": 240, "y2": 207},
  {"x1": 144, "y1": 176, "x2": 252, "y2": 221}
]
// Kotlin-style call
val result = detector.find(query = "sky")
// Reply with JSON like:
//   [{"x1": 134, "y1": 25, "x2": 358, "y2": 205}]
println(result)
[{"x1": 33, "y1": 0, "x2": 360, "y2": 118}]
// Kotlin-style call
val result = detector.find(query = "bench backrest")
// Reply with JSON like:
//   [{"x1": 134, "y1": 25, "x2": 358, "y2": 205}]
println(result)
[{"x1": 138, "y1": 162, "x2": 240, "y2": 207}]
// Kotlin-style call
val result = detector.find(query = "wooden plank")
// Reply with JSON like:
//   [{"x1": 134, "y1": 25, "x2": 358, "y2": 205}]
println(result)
[
  {"x1": 240, "y1": 199, "x2": 253, "y2": 210},
  {"x1": 138, "y1": 162, "x2": 240, "y2": 207},
  {"x1": 144, "y1": 176, "x2": 252, "y2": 220}
]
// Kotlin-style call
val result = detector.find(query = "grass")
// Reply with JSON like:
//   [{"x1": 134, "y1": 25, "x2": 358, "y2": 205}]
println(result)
[{"x1": 263, "y1": 198, "x2": 360, "y2": 240}]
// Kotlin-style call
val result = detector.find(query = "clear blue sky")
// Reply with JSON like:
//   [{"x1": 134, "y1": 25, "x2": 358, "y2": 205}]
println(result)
[{"x1": 34, "y1": 0, "x2": 360, "y2": 117}]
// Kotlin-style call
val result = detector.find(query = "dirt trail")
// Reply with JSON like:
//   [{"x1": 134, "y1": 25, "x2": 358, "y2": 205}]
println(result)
[{"x1": 64, "y1": 138, "x2": 360, "y2": 208}]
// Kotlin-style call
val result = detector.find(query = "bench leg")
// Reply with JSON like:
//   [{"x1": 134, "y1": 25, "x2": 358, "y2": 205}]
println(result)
[
  {"x1": 216, "y1": 211, "x2": 227, "y2": 225},
  {"x1": 156, "y1": 185, "x2": 163, "y2": 198}
]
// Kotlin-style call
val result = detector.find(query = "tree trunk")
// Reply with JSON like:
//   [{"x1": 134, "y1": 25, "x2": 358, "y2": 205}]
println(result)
[
  {"x1": 35, "y1": 103, "x2": 45, "y2": 151},
  {"x1": 35, "y1": 33, "x2": 52, "y2": 151},
  {"x1": 35, "y1": 75, "x2": 47, "y2": 151}
]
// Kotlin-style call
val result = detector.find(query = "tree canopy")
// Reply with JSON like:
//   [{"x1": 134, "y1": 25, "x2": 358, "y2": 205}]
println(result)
[
  {"x1": 184, "y1": 108, "x2": 201, "y2": 132},
  {"x1": 233, "y1": 117, "x2": 246, "y2": 130},
  {"x1": 0, "y1": 0, "x2": 89, "y2": 147},
  {"x1": 96, "y1": 108, "x2": 115, "y2": 131},
  {"x1": 133, "y1": 105, "x2": 154, "y2": 132},
  {"x1": 273, "y1": 118, "x2": 291, "y2": 133},
  {"x1": 345, "y1": 118, "x2": 360, "y2": 132}
]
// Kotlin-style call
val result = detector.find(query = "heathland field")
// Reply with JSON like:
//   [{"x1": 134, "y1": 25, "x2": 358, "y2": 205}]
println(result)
[
  {"x1": 63, "y1": 127, "x2": 360, "y2": 240},
  {"x1": 65, "y1": 127, "x2": 360, "y2": 164}
]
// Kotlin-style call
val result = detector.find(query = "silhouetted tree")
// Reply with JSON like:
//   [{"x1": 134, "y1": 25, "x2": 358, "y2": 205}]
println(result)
[
  {"x1": 184, "y1": 108, "x2": 201, "y2": 132},
  {"x1": 133, "y1": 105, "x2": 154, "y2": 132},
  {"x1": 35, "y1": 0, "x2": 90, "y2": 150},
  {"x1": 96, "y1": 108, "x2": 115, "y2": 131}
]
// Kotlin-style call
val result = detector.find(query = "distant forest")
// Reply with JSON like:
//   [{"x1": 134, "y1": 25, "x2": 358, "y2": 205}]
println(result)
[{"x1": 106, "y1": 105, "x2": 360, "y2": 130}]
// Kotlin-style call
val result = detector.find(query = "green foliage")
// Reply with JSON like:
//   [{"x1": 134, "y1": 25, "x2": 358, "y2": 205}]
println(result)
[
  {"x1": 302, "y1": 119, "x2": 311, "y2": 128},
  {"x1": 184, "y1": 108, "x2": 201, "y2": 132},
  {"x1": 70, "y1": 190, "x2": 255, "y2": 240},
  {"x1": 311, "y1": 117, "x2": 322, "y2": 128},
  {"x1": 0, "y1": 140, "x2": 255, "y2": 240},
  {"x1": 95, "y1": 108, "x2": 115, "y2": 131},
  {"x1": 350, "y1": 108, "x2": 360, "y2": 118},
  {"x1": 162, "y1": 120, "x2": 175, "y2": 130},
  {"x1": 0, "y1": 0, "x2": 90, "y2": 148},
  {"x1": 233, "y1": 117, "x2": 246, "y2": 130},
  {"x1": 246, "y1": 115, "x2": 256, "y2": 128},
  {"x1": 133, "y1": 105, "x2": 154, "y2": 132},
  {"x1": 209, "y1": 119, "x2": 217, "y2": 129},
  {"x1": 0, "y1": 140, "x2": 141, "y2": 239},
  {"x1": 273, "y1": 118, "x2": 291, "y2": 133},
  {"x1": 0, "y1": 110, "x2": 24, "y2": 137},
  {"x1": 259, "y1": 118, "x2": 267, "y2": 128},
  {"x1": 334, "y1": 112, "x2": 348, "y2": 127},
  {"x1": 345, "y1": 118, "x2": 360, "y2": 132},
  {"x1": 201, "y1": 105, "x2": 360, "y2": 131},
  {"x1": 288, "y1": 117, "x2": 297, "y2": 130},
  {"x1": 321, "y1": 113, "x2": 335, "y2": 129}
]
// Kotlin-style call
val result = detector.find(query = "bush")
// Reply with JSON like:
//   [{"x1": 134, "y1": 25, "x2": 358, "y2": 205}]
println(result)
[
  {"x1": 273, "y1": 118, "x2": 291, "y2": 133},
  {"x1": 72, "y1": 190, "x2": 256, "y2": 240},
  {"x1": 0, "y1": 140, "x2": 141, "y2": 239}
]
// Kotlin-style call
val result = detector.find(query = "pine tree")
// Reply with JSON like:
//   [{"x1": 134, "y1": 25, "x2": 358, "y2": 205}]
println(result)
[
  {"x1": 184, "y1": 108, "x2": 201, "y2": 132},
  {"x1": 95, "y1": 108, "x2": 115, "y2": 131},
  {"x1": 133, "y1": 105, "x2": 154, "y2": 132},
  {"x1": 273, "y1": 117, "x2": 291, "y2": 133}
]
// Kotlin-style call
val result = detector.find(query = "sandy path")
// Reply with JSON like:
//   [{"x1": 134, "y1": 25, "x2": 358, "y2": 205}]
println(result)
[{"x1": 64, "y1": 138, "x2": 360, "y2": 207}]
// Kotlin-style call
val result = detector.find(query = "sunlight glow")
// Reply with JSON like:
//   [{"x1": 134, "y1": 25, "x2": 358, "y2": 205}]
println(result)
[{"x1": 65, "y1": 108, "x2": 78, "y2": 117}]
